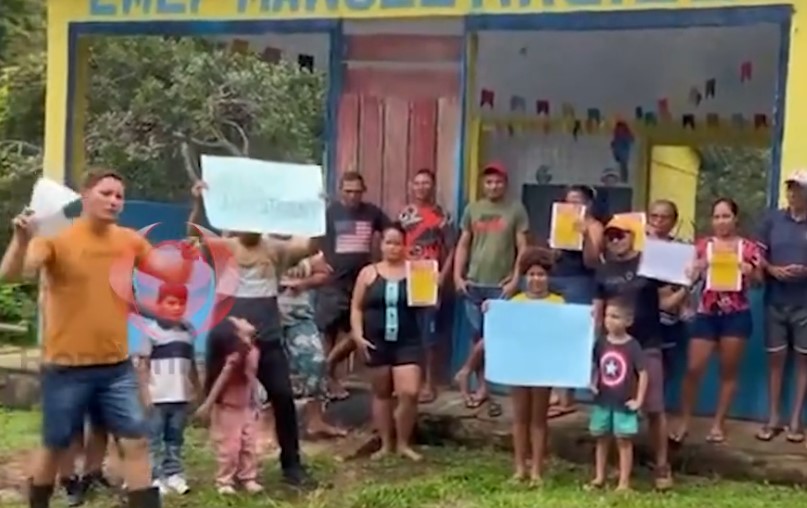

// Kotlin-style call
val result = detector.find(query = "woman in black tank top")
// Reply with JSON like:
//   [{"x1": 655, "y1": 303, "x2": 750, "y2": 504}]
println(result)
[{"x1": 350, "y1": 223, "x2": 423, "y2": 461}]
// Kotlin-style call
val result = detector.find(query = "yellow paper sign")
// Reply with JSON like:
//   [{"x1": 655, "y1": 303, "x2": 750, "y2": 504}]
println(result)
[
  {"x1": 550, "y1": 203, "x2": 585, "y2": 251},
  {"x1": 706, "y1": 243, "x2": 742, "y2": 292},
  {"x1": 613, "y1": 212, "x2": 647, "y2": 251},
  {"x1": 406, "y1": 260, "x2": 438, "y2": 307}
]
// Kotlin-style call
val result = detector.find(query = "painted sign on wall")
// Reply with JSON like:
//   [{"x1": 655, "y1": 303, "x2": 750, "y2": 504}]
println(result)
[{"x1": 83, "y1": 0, "x2": 744, "y2": 20}]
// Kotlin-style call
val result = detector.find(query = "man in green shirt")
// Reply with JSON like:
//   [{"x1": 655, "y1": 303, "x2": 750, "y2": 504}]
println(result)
[{"x1": 453, "y1": 162, "x2": 529, "y2": 413}]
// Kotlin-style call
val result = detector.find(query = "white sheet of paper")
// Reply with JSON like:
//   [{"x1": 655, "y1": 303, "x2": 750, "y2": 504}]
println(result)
[
  {"x1": 638, "y1": 237, "x2": 695, "y2": 286},
  {"x1": 30, "y1": 178, "x2": 80, "y2": 217}
]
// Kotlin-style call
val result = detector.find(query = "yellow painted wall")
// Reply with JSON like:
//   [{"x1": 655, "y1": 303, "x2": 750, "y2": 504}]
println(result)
[
  {"x1": 778, "y1": 9, "x2": 807, "y2": 205},
  {"x1": 647, "y1": 146, "x2": 699, "y2": 240}
]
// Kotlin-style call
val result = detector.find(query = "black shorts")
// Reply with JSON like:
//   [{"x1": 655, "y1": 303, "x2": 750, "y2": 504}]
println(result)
[
  {"x1": 315, "y1": 286, "x2": 352, "y2": 335},
  {"x1": 366, "y1": 342, "x2": 423, "y2": 368}
]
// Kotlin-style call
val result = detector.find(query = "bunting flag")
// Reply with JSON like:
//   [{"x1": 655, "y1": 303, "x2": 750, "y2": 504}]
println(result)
[
  {"x1": 261, "y1": 46, "x2": 281, "y2": 63},
  {"x1": 741, "y1": 61, "x2": 753, "y2": 82},
  {"x1": 657, "y1": 98, "x2": 669, "y2": 117},
  {"x1": 480, "y1": 89, "x2": 495, "y2": 108},
  {"x1": 683, "y1": 114, "x2": 696, "y2": 129},
  {"x1": 634, "y1": 106, "x2": 644, "y2": 120},
  {"x1": 536, "y1": 100, "x2": 550, "y2": 115},
  {"x1": 572, "y1": 120, "x2": 582, "y2": 139},
  {"x1": 731, "y1": 113, "x2": 746, "y2": 128},
  {"x1": 754, "y1": 114, "x2": 768, "y2": 128},
  {"x1": 644, "y1": 112, "x2": 657, "y2": 125},
  {"x1": 298, "y1": 54, "x2": 314, "y2": 72},
  {"x1": 706, "y1": 113, "x2": 720, "y2": 128},
  {"x1": 705, "y1": 78, "x2": 716, "y2": 98},
  {"x1": 689, "y1": 87, "x2": 702, "y2": 106},
  {"x1": 561, "y1": 103, "x2": 575, "y2": 118},
  {"x1": 510, "y1": 95, "x2": 526, "y2": 112},
  {"x1": 586, "y1": 108, "x2": 601, "y2": 123}
]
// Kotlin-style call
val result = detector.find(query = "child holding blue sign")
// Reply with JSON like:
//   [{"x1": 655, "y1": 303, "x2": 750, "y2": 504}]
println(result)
[
  {"x1": 589, "y1": 299, "x2": 648, "y2": 491},
  {"x1": 483, "y1": 249, "x2": 564, "y2": 484}
]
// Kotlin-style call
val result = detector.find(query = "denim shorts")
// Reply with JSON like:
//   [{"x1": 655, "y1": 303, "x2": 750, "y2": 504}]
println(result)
[
  {"x1": 41, "y1": 361, "x2": 148, "y2": 449},
  {"x1": 463, "y1": 282, "x2": 504, "y2": 336},
  {"x1": 417, "y1": 306, "x2": 440, "y2": 347},
  {"x1": 690, "y1": 310, "x2": 753, "y2": 341}
]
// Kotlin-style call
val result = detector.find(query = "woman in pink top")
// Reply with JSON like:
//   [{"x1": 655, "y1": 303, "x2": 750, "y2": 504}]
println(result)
[
  {"x1": 196, "y1": 317, "x2": 263, "y2": 495},
  {"x1": 670, "y1": 198, "x2": 763, "y2": 444}
]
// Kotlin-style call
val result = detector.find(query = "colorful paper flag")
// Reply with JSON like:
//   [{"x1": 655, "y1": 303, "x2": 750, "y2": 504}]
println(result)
[
  {"x1": 644, "y1": 112, "x2": 657, "y2": 125},
  {"x1": 706, "y1": 113, "x2": 720, "y2": 127},
  {"x1": 635, "y1": 106, "x2": 644, "y2": 120},
  {"x1": 689, "y1": 87, "x2": 702, "y2": 106},
  {"x1": 683, "y1": 114, "x2": 696, "y2": 129},
  {"x1": 658, "y1": 98, "x2": 669, "y2": 116},
  {"x1": 510, "y1": 95, "x2": 526, "y2": 112},
  {"x1": 741, "y1": 61, "x2": 753, "y2": 82},
  {"x1": 705, "y1": 79, "x2": 716, "y2": 98},
  {"x1": 754, "y1": 114, "x2": 768, "y2": 128},
  {"x1": 480, "y1": 89, "x2": 495, "y2": 108},
  {"x1": 536, "y1": 100, "x2": 550, "y2": 115},
  {"x1": 298, "y1": 54, "x2": 314, "y2": 72},
  {"x1": 586, "y1": 108, "x2": 601, "y2": 123}
]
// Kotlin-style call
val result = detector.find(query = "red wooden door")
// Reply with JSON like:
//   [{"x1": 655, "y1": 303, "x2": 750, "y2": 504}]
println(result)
[{"x1": 335, "y1": 34, "x2": 462, "y2": 218}]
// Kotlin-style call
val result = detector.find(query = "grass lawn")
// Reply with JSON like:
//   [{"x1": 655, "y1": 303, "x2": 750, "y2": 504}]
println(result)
[{"x1": 0, "y1": 409, "x2": 805, "y2": 508}]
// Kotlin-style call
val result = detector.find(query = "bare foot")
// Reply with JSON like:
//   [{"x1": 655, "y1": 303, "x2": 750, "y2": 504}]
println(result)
[
  {"x1": 615, "y1": 483, "x2": 632, "y2": 492},
  {"x1": 307, "y1": 423, "x2": 348, "y2": 439},
  {"x1": 371, "y1": 447, "x2": 394, "y2": 460},
  {"x1": 454, "y1": 368, "x2": 471, "y2": 401},
  {"x1": 585, "y1": 478, "x2": 605, "y2": 491},
  {"x1": 327, "y1": 379, "x2": 350, "y2": 400},
  {"x1": 397, "y1": 446, "x2": 423, "y2": 462},
  {"x1": 528, "y1": 473, "x2": 543, "y2": 488},
  {"x1": 418, "y1": 386, "x2": 437, "y2": 404},
  {"x1": 509, "y1": 470, "x2": 527, "y2": 484}
]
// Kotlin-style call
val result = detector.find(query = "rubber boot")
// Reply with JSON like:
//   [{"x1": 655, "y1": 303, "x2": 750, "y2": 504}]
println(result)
[
  {"x1": 28, "y1": 480, "x2": 53, "y2": 508},
  {"x1": 127, "y1": 487, "x2": 161, "y2": 508}
]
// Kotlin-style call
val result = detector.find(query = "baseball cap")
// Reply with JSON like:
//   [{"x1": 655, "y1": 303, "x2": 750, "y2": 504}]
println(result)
[
  {"x1": 785, "y1": 169, "x2": 807, "y2": 187},
  {"x1": 605, "y1": 215, "x2": 635, "y2": 233},
  {"x1": 482, "y1": 161, "x2": 507, "y2": 178}
]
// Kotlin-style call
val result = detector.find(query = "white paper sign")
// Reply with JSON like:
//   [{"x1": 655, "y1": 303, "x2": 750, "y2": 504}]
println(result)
[
  {"x1": 638, "y1": 237, "x2": 695, "y2": 286},
  {"x1": 30, "y1": 177, "x2": 80, "y2": 218},
  {"x1": 201, "y1": 156, "x2": 326, "y2": 236}
]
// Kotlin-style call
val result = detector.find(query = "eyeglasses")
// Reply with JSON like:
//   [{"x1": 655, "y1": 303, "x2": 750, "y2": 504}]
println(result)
[{"x1": 605, "y1": 230, "x2": 627, "y2": 241}]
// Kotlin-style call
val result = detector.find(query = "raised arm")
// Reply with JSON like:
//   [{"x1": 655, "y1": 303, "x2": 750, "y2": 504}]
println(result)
[
  {"x1": 0, "y1": 211, "x2": 50, "y2": 282},
  {"x1": 582, "y1": 220, "x2": 604, "y2": 268}
]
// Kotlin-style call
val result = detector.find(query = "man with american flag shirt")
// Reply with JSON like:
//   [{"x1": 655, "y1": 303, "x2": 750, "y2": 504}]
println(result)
[{"x1": 316, "y1": 171, "x2": 390, "y2": 399}]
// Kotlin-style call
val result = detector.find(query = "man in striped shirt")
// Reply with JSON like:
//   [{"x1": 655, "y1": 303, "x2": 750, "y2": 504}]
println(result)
[{"x1": 316, "y1": 172, "x2": 390, "y2": 399}]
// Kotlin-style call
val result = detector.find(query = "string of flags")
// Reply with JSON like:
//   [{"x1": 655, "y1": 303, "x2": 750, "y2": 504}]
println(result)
[{"x1": 479, "y1": 59, "x2": 766, "y2": 138}]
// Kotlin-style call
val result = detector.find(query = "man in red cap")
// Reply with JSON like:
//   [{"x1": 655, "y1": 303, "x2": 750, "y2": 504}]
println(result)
[{"x1": 453, "y1": 161, "x2": 529, "y2": 415}]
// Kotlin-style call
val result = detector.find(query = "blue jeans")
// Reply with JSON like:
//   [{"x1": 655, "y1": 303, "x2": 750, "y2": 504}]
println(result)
[
  {"x1": 550, "y1": 275, "x2": 595, "y2": 304},
  {"x1": 463, "y1": 282, "x2": 504, "y2": 336},
  {"x1": 417, "y1": 306, "x2": 440, "y2": 346},
  {"x1": 41, "y1": 361, "x2": 147, "y2": 449},
  {"x1": 149, "y1": 402, "x2": 189, "y2": 479}
]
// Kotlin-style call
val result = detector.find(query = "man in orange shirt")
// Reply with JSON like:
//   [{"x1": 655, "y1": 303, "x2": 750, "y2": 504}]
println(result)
[
  {"x1": 398, "y1": 168, "x2": 454, "y2": 403},
  {"x1": 0, "y1": 169, "x2": 194, "y2": 508}
]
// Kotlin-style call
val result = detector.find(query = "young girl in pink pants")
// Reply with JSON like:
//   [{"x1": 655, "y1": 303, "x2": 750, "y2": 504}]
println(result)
[{"x1": 196, "y1": 317, "x2": 264, "y2": 495}]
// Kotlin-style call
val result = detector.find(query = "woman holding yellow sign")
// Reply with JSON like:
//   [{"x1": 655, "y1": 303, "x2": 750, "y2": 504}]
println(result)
[{"x1": 670, "y1": 198, "x2": 763, "y2": 445}]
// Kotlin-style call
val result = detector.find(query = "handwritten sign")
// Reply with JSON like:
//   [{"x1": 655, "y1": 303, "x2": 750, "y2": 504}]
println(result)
[
  {"x1": 201, "y1": 156, "x2": 326, "y2": 236},
  {"x1": 406, "y1": 260, "x2": 438, "y2": 307},
  {"x1": 84, "y1": 0, "x2": 740, "y2": 20},
  {"x1": 485, "y1": 300, "x2": 594, "y2": 388},
  {"x1": 549, "y1": 203, "x2": 585, "y2": 251},
  {"x1": 638, "y1": 238, "x2": 695, "y2": 286}
]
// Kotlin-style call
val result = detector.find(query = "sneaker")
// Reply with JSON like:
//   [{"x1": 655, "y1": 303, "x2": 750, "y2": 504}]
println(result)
[
  {"x1": 61, "y1": 475, "x2": 86, "y2": 507},
  {"x1": 242, "y1": 480, "x2": 264, "y2": 494},
  {"x1": 165, "y1": 475, "x2": 190, "y2": 495},
  {"x1": 152, "y1": 479, "x2": 169, "y2": 496},
  {"x1": 217, "y1": 485, "x2": 237, "y2": 495}
]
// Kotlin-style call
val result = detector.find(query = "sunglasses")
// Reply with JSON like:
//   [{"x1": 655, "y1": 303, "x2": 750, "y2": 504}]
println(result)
[{"x1": 605, "y1": 230, "x2": 629, "y2": 241}]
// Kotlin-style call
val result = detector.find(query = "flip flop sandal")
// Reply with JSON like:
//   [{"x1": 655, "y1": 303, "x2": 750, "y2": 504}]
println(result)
[
  {"x1": 706, "y1": 430, "x2": 726, "y2": 444},
  {"x1": 785, "y1": 427, "x2": 805, "y2": 443},
  {"x1": 487, "y1": 400, "x2": 504, "y2": 418},
  {"x1": 755, "y1": 425, "x2": 783, "y2": 442},
  {"x1": 548, "y1": 405, "x2": 578, "y2": 418},
  {"x1": 464, "y1": 395, "x2": 485, "y2": 409},
  {"x1": 668, "y1": 431, "x2": 688, "y2": 446}
]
